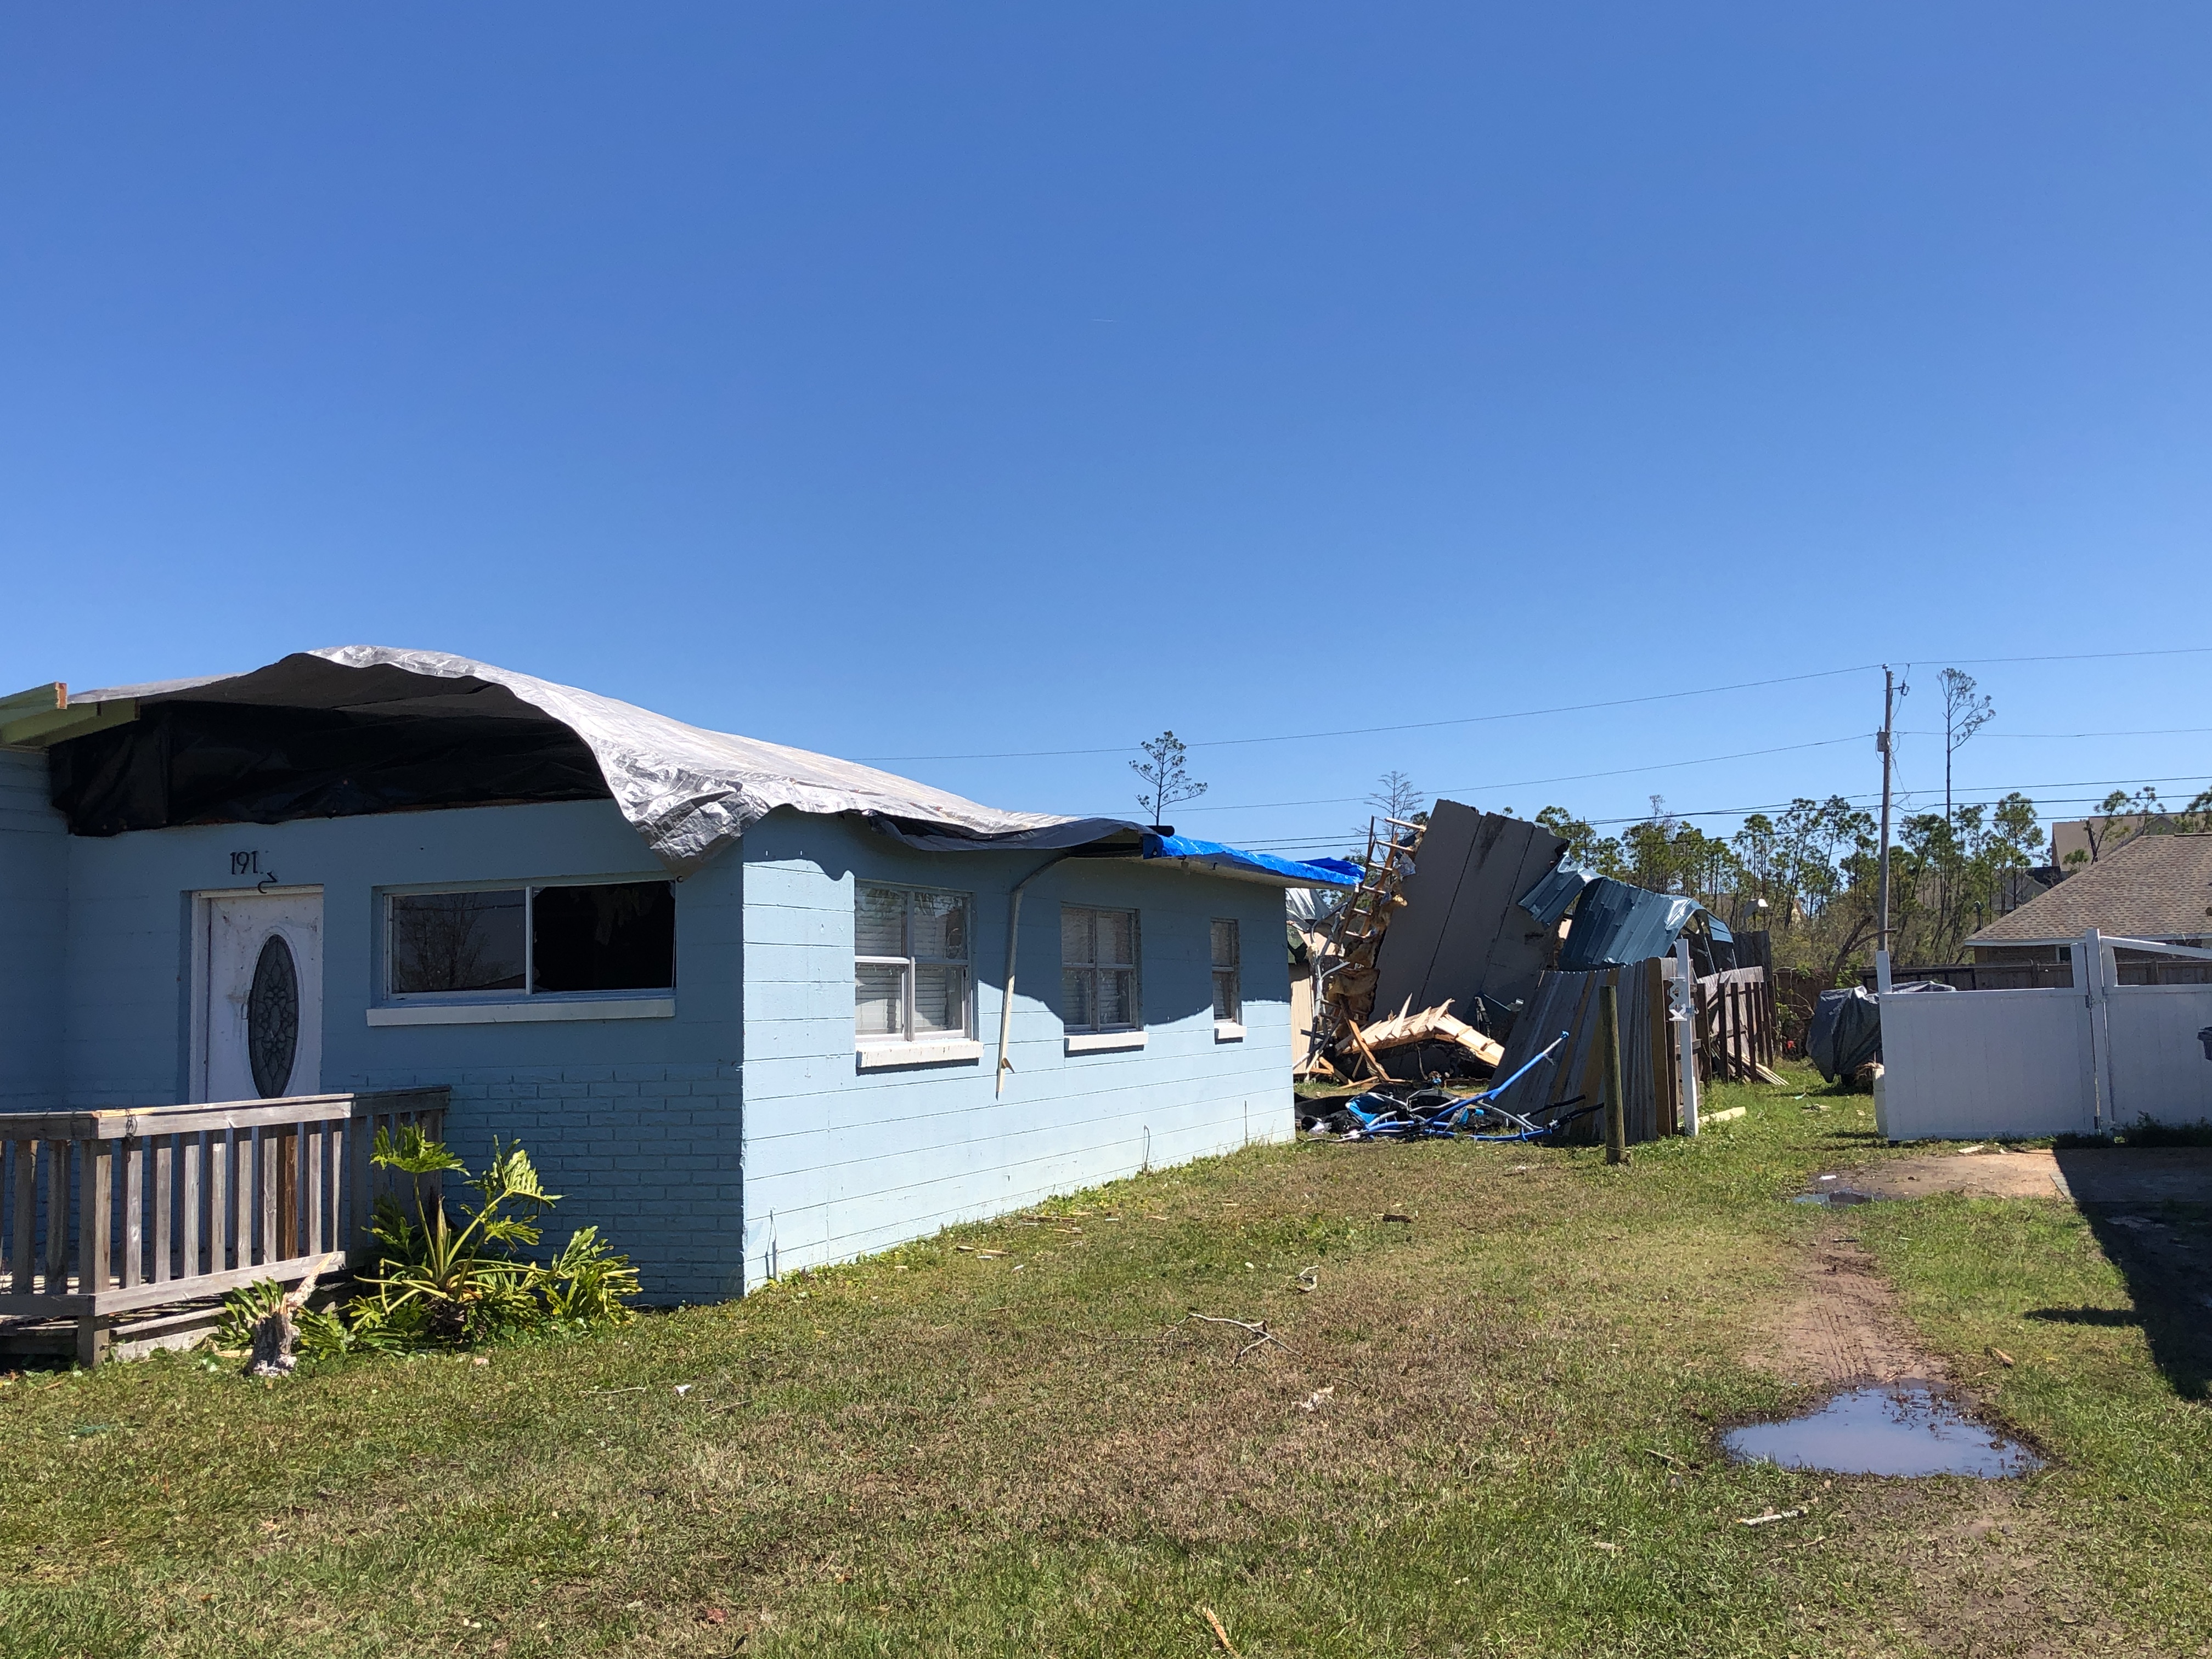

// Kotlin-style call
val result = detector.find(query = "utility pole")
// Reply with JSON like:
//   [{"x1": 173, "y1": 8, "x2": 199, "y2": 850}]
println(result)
[{"x1": 1876, "y1": 666, "x2": 1897, "y2": 957}]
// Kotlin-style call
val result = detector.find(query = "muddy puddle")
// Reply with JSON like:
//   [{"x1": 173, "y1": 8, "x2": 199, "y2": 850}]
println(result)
[
  {"x1": 1793, "y1": 1175, "x2": 1876, "y2": 1206},
  {"x1": 1724, "y1": 1385, "x2": 2045, "y2": 1477}
]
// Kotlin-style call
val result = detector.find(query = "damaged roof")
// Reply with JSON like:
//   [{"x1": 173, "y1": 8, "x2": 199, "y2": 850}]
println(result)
[{"x1": 13, "y1": 646, "x2": 1355, "y2": 887}]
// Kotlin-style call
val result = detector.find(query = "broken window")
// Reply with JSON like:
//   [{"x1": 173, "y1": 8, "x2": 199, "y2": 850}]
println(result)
[
  {"x1": 1211, "y1": 918, "x2": 1241, "y2": 1026},
  {"x1": 386, "y1": 882, "x2": 673, "y2": 998},
  {"x1": 1062, "y1": 906, "x2": 1140, "y2": 1033},
  {"x1": 855, "y1": 883, "x2": 972, "y2": 1043},
  {"x1": 533, "y1": 883, "x2": 676, "y2": 992}
]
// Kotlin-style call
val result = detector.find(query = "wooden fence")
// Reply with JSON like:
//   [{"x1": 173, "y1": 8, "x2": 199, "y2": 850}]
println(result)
[
  {"x1": 0, "y1": 1088, "x2": 446, "y2": 1365},
  {"x1": 1687, "y1": 965, "x2": 1780, "y2": 1083}
]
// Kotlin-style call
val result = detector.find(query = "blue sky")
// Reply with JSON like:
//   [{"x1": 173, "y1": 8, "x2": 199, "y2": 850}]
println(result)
[{"x1": 4, "y1": 5, "x2": 2208, "y2": 860}]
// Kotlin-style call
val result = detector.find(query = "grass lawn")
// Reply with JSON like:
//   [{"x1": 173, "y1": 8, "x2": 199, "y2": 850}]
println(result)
[{"x1": 3, "y1": 1065, "x2": 2207, "y2": 1658}]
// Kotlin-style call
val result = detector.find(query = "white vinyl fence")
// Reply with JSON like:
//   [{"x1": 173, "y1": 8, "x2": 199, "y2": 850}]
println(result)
[{"x1": 1876, "y1": 929, "x2": 2212, "y2": 1142}]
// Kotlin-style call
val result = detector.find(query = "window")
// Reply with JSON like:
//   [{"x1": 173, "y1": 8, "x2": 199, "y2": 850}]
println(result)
[
  {"x1": 1062, "y1": 906, "x2": 1139, "y2": 1032},
  {"x1": 386, "y1": 882, "x2": 674, "y2": 998},
  {"x1": 855, "y1": 883, "x2": 972, "y2": 1043},
  {"x1": 1211, "y1": 918, "x2": 1242, "y2": 1027}
]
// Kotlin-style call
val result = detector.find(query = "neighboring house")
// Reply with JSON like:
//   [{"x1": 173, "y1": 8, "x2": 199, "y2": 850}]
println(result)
[
  {"x1": 0, "y1": 647, "x2": 1352, "y2": 1301},
  {"x1": 1964, "y1": 832, "x2": 2212, "y2": 984},
  {"x1": 2051, "y1": 815, "x2": 2152, "y2": 867}
]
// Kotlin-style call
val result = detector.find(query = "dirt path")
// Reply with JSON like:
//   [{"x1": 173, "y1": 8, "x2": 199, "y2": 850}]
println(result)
[{"x1": 1758, "y1": 1233, "x2": 1948, "y2": 1387}]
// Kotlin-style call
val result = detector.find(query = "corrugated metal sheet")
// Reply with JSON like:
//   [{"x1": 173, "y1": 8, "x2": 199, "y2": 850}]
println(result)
[
  {"x1": 1558, "y1": 877, "x2": 1728, "y2": 970},
  {"x1": 1516, "y1": 865, "x2": 1591, "y2": 928}
]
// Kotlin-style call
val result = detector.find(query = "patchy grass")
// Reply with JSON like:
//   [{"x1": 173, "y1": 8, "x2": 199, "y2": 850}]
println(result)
[{"x1": 3, "y1": 1066, "x2": 2206, "y2": 1657}]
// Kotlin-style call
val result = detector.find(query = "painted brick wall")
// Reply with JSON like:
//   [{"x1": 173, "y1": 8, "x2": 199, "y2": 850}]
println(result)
[
  {"x1": 0, "y1": 749, "x2": 67, "y2": 1113},
  {"x1": 53, "y1": 798, "x2": 747, "y2": 1304},
  {"x1": 739, "y1": 809, "x2": 1292, "y2": 1283}
]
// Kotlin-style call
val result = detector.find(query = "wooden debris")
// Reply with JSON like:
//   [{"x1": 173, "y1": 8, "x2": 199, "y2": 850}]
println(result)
[
  {"x1": 244, "y1": 1265, "x2": 328, "y2": 1378},
  {"x1": 1337, "y1": 1000, "x2": 1504, "y2": 1068},
  {"x1": 1341, "y1": 1020, "x2": 1389, "y2": 1082},
  {"x1": 1200, "y1": 1605, "x2": 1242, "y2": 1655}
]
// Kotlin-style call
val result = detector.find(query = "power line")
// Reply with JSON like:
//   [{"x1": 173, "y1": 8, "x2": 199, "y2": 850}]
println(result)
[
  {"x1": 1903, "y1": 725, "x2": 2212, "y2": 741},
  {"x1": 853, "y1": 664, "x2": 1880, "y2": 763},
  {"x1": 854, "y1": 643, "x2": 2212, "y2": 765},
  {"x1": 1231, "y1": 776, "x2": 2212, "y2": 851},
  {"x1": 1161, "y1": 732, "x2": 1872, "y2": 816}
]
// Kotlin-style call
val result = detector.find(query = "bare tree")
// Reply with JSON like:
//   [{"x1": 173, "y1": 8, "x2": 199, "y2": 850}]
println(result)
[
  {"x1": 1940, "y1": 668, "x2": 1995, "y2": 828},
  {"x1": 1361, "y1": 771, "x2": 1425, "y2": 844},
  {"x1": 1131, "y1": 730, "x2": 1207, "y2": 829}
]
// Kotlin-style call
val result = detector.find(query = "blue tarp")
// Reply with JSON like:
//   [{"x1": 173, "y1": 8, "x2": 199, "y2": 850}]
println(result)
[
  {"x1": 1515, "y1": 865, "x2": 1593, "y2": 928},
  {"x1": 1140, "y1": 834, "x2": 1360, "y2": 889},
  {"x1": 1557, "y1": 876, "x2": 1731, "y2": 970}
]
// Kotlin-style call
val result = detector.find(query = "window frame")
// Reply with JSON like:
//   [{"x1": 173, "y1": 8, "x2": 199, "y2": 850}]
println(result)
[
  {"x1": 1210, "y1": 917, "x2": 1243, "y2": 1035},
  {"x1": 378, "y1": 876, "x2": 677, "y2": 1006},
  {"x1": 1060, "y1": 904, "x2": 1143, "y2": 1035},
  {"x1": 853, "y1": 881, "x2": 975, "y2": 1048}
]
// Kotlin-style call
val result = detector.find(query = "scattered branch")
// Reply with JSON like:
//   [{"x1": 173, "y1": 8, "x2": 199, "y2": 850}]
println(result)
[
  {"x1": 1200, "y1": 1606, "x2": 1242, "y2": 1656},
  {"x1": 1168, "y1": 1312, "x2": 1293, "y2": 1364}
]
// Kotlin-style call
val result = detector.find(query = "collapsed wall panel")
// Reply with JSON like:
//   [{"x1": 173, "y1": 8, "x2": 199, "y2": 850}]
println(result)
[
  {"x1": 1486, "y1": 961, "x2": 1674, "y2": 1143},
  {"x1": 1368, "y1": 803, "x2": 1567, "y2": 1031}
]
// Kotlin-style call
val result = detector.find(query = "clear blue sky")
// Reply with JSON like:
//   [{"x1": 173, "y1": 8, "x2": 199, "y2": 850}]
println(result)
[{"x1": 4, "y1": 5, "x2": 2208, "y2": 860}]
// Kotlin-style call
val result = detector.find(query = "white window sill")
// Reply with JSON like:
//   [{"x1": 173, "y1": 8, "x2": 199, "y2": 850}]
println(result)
[
  {"x1": 1066, "y1": 1030, "x2": 1147, "y2": 1054},
  {"x1": 1214, "y1": 1020, "x2": 1246, "y2": 1042},
  {"x1": 368, "y1": 998, "x2": 675, "y2": 1028},
  {"x1": 855, "y1": 1039, "x2": 983, "y2": 1070}
]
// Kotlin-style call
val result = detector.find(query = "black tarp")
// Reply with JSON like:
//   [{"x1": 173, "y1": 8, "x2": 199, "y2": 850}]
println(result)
[
  {"x1": 1807, "y1": 986, "x2": 1883, "y2": 1082},
  {"x1": 47, "y1": 700, "x2": 611, "y2": 836},
  {"x1": 1369, "y1": 803, "x2": 1567, "y2": 1030}
]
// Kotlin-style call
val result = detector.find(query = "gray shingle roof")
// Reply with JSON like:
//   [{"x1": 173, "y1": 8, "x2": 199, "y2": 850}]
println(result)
[{"x1": 1966, "y1": 832, "x2": 2212, "y2": 945}]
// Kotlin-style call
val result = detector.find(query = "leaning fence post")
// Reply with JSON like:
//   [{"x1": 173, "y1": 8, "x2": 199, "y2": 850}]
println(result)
[{"x1": 1600, "y1": 978, "x2": 1627, "y2": 1166}]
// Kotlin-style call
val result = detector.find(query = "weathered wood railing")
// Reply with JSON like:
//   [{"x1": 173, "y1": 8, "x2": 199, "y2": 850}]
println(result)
[{"x1": 0, "y1": 1087, "x2": 447, "y2": 1365}]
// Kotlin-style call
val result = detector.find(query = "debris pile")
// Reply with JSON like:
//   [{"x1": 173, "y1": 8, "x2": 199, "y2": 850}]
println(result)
[
  {"x1": 1296, "y1": 797, "x2": 1785, "y2": 1146},
  {"x1": 1298, "y1": 1033, "x2": 1599, "y2": 1143}
]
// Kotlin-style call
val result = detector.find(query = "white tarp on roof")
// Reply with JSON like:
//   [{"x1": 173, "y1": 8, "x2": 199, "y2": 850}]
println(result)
[{"x1": 74, "y1": 646, "x2": 1138, "y2": 875}]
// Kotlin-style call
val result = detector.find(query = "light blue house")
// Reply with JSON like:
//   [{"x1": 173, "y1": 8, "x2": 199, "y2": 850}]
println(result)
[{"x1": 0, "y1": 648, "x2": 1352, "y2": 1303}]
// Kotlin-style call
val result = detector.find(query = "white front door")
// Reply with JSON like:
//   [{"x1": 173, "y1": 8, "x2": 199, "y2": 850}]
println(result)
[{"x1": 200, "y1": 890, "x2": 324, "y2": 1103}]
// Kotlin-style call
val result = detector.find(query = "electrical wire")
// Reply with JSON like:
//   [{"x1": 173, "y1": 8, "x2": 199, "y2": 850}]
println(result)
[
  {"x1": 851, "y1": 664, "x2": 1881, "y2": 763},
  {"x1": 1155, "y1": 733, "x2": 1873, "y2": 816},
  {"x1": 1229, "y1": 776, "x2": 2212, "y2": 851},
  {"x1": 853, "y1": 643, "x2": 2212, "y2": 765}
]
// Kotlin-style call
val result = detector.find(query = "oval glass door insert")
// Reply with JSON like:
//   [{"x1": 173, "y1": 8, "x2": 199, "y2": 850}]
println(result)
[{"x1": 247, "y1": 933, "x2": 301, "y2": 1098}]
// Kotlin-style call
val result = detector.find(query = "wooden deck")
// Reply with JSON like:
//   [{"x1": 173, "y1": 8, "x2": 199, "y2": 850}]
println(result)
[{"x1": 0, "y1": 1087, "x2": 447, "y2": 1365}]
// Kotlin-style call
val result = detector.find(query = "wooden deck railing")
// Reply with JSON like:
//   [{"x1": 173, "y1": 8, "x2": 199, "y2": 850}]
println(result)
[{"x1": 0, "y1": 1087, "x2": 447, "y2": 1365}]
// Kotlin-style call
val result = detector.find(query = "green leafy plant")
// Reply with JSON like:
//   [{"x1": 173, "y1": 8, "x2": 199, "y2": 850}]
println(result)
[
  {"x1": 351, "y1": 1126, "x2": 640, "y2": 1346},
  {"x1": 212, "y1": 1127, "x2": 641, "y2": 1362}
]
